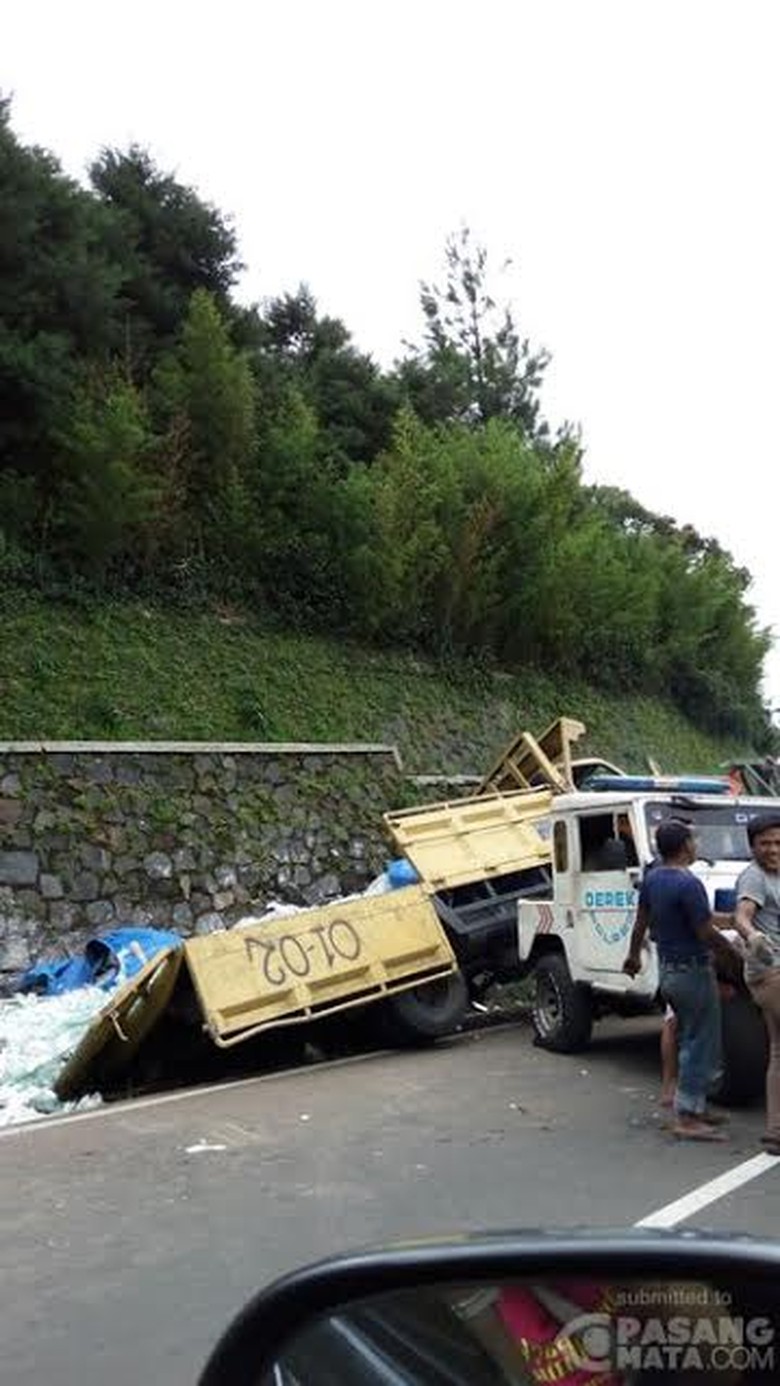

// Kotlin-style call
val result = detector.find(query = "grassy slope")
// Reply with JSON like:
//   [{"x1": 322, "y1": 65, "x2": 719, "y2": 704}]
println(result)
[{"x1": 0, "y1": 588, "x2": 752, "y2": 776}]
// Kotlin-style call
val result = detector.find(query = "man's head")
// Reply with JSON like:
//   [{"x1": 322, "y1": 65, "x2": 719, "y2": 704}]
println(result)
[
  {"x1": 747, "y1": 812, "x2": 780, "y2": 873},
  {"x1": 655, "y1": 818, "x2": 696, "y2": 864}
]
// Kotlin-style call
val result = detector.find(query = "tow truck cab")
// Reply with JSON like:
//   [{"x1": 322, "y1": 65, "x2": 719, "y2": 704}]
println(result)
[{"x1": 517, "y1": 783, "x2": 773, "y2": 1104}]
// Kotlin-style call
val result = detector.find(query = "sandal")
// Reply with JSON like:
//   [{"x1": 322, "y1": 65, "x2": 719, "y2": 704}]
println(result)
[
  {"x1": 672, "y1": 1119, "x2": 727, "y2": 1142},
  {"x1": 701, "y1": 1107, "x2": 730, "y2": 1126}
]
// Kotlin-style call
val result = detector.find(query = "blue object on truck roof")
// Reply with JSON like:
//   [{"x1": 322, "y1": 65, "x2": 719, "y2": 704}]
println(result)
[{"x1": 587, "y1": 774, "x2": 731, "y2": 796}]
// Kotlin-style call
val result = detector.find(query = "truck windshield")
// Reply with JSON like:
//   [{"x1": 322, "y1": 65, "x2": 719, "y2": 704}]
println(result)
[{"x1": 644, "y1": 800, "x2": 753, "y2": 861}]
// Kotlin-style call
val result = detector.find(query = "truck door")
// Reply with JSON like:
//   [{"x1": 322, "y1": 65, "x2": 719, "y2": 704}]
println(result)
[
  {"x1": 551, "y1": 817, "x2": 574, "y2": 908},
  {"x1": 575, "y1": 810, "x2": 640, "y2": 977},
  {"x1": 518, "y1": 817, "x2": 570, "y2": 962}
]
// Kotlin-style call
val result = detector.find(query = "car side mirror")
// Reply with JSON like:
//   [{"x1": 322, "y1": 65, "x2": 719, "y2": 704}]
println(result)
[{"x1": 198, "y1": 1231, "x2": 780, "y2": 1386}]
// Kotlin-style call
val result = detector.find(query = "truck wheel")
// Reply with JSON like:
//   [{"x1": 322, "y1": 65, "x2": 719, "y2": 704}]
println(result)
[
  {"x1": 532, "y1": 953, "x2": 593, "y2": 1052},
  {"x1": 710, "y1": 991, "x2": 768, "y2": 1107},
  {"x1": 380, "y1": 972, "x2": 469, "y2": 1046}
]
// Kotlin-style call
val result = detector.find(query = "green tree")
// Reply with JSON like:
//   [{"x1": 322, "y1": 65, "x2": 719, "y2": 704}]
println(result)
[
  {"x1": 89, "y1": 145, "x2": 242, "y2": 367},
  {"x1": 654, "y1": 541, "x2": 770, "y2": 740},
  {"x1": 247, "y1": 386, "x2": 350, "y2": 620},
  {"x1": 53, "y1": 371, "x2": 162, "y2": 579},
  {"x1": 397, "y1": 228, "x2": 550, "y2": 438},
  {"x1": 257, "y1": 287, "x2": 400, "y2": 464},
  {"x1": 586, "y1": 483, "x2": 770, "y2": 735},
  {"x1": 0, "y1": 97, "x2": 123, "y2": 493},
  {"x1": 347, "y1": 410, "x2": 553, "y2": 654},
  {"x1": 153, "y1": 290, "x2": 256, "y2": 571}
]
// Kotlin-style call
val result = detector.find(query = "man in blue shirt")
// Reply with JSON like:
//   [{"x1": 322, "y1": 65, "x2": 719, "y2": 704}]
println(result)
[{"x1": 624, "y1": 819, "x2": 734, "y2": 1141}]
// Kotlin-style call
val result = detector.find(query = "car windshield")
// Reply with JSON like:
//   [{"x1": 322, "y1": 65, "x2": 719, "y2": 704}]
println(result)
[{"x1": 644, "y1": 800, "x2": 753, "y2": 862}]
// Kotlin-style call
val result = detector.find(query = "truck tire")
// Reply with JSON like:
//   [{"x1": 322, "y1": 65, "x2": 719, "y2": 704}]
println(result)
[
  {"x1": 710, "y1": 991, "x2": 768, "y2": 1107},
  {"x1": 380, "y1": 972, "x2": 469, "y2": 1046},
  {"x1": 532, "y1": 953, "x2": 593, "y2": 1052}
]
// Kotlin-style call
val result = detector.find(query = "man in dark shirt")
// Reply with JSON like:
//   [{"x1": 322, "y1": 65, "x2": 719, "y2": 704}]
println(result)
[{"x1": 624, "y1": 819, "x2": 734, "y2": 1141}]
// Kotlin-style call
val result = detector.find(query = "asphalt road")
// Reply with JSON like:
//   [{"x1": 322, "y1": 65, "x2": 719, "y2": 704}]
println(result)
[{"x1": 2, "y1": 1016, "x2": 779, "y2": 1385}]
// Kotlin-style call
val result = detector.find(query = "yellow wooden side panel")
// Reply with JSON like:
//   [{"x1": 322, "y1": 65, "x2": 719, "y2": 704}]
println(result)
[
  {"x1": 55, "y1": 946, "x2": 183, "y2": 1100},
  {"x1": 478, "y1": 716, "x2": 587, "y2": 795},
  {"x1": 184, "y1": 885, "x2": 456, "y2": 1041},
  {"x1": 384, "y1": 789, "x2": 553, "y2": 888}
]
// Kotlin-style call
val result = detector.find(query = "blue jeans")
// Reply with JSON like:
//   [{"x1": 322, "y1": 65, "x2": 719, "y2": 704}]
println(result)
[{"x1": 660, "y1": 958, "x2": 722, "y2": 1117}]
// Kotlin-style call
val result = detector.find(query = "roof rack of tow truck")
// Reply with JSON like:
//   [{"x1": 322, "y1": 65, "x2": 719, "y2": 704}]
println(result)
[{"x1": 585, "y1": 774, "x2": 731, "y2": 795}]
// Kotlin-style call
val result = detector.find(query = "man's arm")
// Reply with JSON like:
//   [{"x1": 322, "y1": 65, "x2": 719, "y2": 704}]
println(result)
[
  {"x1": 623, "y1": 900, "x2": 649, "y2": 976},
  {"x1": 733, "y1": 895, "x2": 761, "y2": 944},
  {"x1": 693, "y1": 915, "x2": 742, "y2": 974},
  {"x1": 732, "y1": 864, "x2": 767, "y2": 945},
  {"x1": 685, "y1": 875, "x2": 741, "y2": 969},
  {"x1": 734, "y1": 894, "x2": 776, "y2": 963}
]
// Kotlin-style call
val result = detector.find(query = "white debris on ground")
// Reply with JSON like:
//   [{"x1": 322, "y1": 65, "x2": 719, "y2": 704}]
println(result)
[{"x1": 0, "y1": 986, "x2": 107, "y2": 1129}]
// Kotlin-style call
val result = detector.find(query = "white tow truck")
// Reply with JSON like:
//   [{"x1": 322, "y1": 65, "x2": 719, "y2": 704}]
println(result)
[
  {"x1": 383, "y1": 715, "x2": 771, "y2": 1104},
  {"x1": 517, "y1": 776, "x2": 770, "y2": 1103}
]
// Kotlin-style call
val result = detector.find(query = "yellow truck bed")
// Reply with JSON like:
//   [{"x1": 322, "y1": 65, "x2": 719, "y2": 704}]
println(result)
[{"x1": 384, "y1": 788, "x2": 553, "y2": 889}]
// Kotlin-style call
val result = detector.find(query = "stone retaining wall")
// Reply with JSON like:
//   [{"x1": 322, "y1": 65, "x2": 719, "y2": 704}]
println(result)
[{"x1": 0, "y1": 741, "x2": 405, "y2": 978}]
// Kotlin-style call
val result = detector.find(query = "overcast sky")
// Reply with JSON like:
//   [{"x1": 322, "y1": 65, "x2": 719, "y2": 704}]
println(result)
[{"x1": 5, "y1": 1, "x2": 779, "y2": 708}]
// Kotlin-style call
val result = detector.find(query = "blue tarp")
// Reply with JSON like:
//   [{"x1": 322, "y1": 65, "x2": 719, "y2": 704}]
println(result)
[{"x1": 17, "y1": 927, "x2": 182, "y2": 997}]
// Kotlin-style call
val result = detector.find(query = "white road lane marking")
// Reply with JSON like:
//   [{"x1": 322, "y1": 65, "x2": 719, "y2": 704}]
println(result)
[{"x1": 635, "y1": 1152, "x2": 780, "y2": 1228}]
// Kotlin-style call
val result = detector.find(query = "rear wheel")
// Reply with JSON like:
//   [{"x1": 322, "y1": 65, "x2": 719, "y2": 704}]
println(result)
[
  {"x1": 710, "y1": 989, "x2": 767, "y2": 1107},
  {"x1": 532, "y1": 953, "x2": 593, "y2": 1052},
  {"x1": 380, "y1": 971, "x2": 469, "y2": 1046}
]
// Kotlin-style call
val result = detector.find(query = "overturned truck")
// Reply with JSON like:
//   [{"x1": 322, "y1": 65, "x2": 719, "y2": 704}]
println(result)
[{"x1": 54, "y1": 722, "x2": 568, "y2": 1100}]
